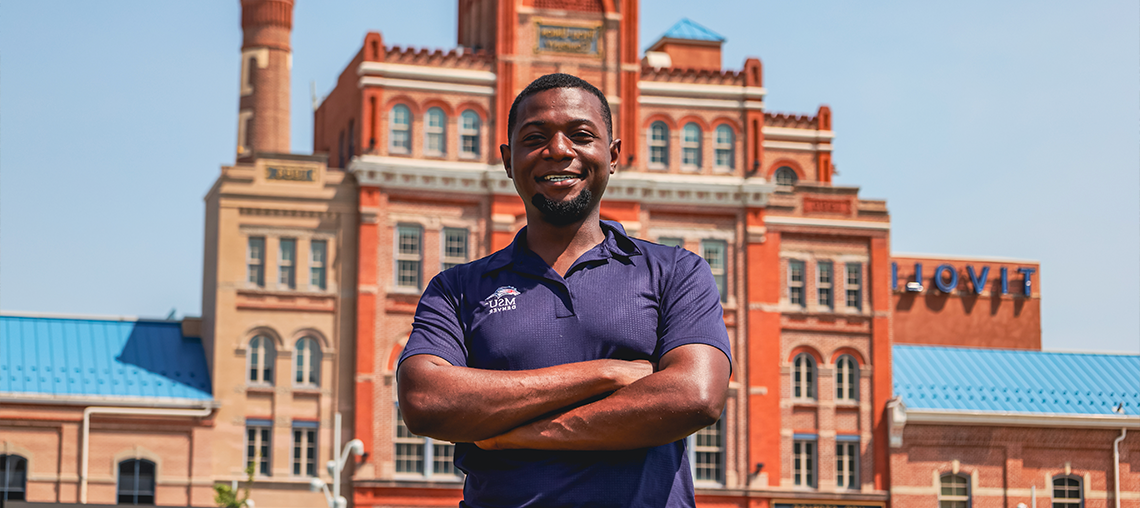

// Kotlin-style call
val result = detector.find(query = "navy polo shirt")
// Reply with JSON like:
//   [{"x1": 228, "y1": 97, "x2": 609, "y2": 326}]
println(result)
[{"x1": 399, "y1": 220, "x2": 732, "y2": 508}]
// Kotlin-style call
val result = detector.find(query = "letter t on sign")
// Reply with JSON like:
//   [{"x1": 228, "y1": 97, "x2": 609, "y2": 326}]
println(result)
[{"x1": 1018, "y1": 267, "x2": 1036, "y2": 296}]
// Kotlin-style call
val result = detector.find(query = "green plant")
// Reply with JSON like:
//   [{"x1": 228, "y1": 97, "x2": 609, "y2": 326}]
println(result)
[{"x1": 214, "y1": 462, "x2": 255, "y2": 508}]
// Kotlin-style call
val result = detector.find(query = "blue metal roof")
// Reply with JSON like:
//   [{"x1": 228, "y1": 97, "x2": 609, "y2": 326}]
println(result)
[
  {"x1": 660, "y1": 18, "x2": 725, "y2": 43},
  {"x1": 0, "y1": 314, "x2": 212, "y2": 403},
  {"x1": 894, "y1": 345, "x2": 1140, "y2": 416}
]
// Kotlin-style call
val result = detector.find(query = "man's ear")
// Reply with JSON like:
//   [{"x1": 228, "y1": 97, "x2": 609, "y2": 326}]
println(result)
[
  {"x1": 609, "y1": 138, "x2": 621, "y2": 174},
  {"x1": 500, "y1": 144, "x2": 513, "y2": 178}
]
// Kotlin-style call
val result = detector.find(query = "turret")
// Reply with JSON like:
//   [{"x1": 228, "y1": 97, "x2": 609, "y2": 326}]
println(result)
[{"x1": 236, "y1": 0, "x2": 293, "y2": 156}]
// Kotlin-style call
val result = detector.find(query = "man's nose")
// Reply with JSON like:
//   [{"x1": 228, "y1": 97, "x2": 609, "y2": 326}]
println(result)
[{"x1": 543, "y1": 132, "x2": 575, "y2": 161}]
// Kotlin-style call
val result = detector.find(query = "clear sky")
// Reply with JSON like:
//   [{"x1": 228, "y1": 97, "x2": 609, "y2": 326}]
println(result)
[{"x1": 1, "y1": 1, "x2": 1137, "y2": 353}]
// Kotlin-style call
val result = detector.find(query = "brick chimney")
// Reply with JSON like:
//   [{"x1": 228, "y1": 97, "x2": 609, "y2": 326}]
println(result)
[{"x1": 237, "y1": 0, "x2": 293, "y2": 156}]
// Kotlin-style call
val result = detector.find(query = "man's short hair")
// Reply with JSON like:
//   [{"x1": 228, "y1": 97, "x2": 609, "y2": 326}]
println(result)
[{"x1": 506, "y1": 73, "x2": 613, "y2": 142}]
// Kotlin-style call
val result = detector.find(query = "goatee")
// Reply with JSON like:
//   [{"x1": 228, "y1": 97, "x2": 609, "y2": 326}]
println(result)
[{"x1": 532, "y1": 189, "x2": 594, "y2": 227}]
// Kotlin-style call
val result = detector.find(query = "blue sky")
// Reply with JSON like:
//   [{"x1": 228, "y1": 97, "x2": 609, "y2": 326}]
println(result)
[{"x1": 1, "y1": 1, "x2": 1137, "y2": 352}]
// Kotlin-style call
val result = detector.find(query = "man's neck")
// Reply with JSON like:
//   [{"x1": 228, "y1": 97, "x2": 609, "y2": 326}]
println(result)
[{"x1": 524, "y1": 211, "x2": 605, "y2": 277}]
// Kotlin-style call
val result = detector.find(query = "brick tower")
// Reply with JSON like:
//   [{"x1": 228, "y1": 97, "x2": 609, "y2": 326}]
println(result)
[{"x1": 237, "y1": 0, "x2": 293, "y2": 155}]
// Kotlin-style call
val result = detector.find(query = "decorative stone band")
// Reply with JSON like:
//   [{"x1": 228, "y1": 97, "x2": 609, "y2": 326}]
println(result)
[
  {"x1": 351, "y1": 155, "x2": 778, "y2": 209},
  {"x1": 357, "y1": 61, "x2": 497, "y2": 85}
]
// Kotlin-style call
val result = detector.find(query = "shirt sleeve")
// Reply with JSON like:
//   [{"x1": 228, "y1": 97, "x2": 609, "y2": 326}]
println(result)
[
  {"x1": 656, "y1": 248, "x2": 733, "y2": 368},
  {"x1": 397, "y1": 270, "x2": 469, "y2": 372}
]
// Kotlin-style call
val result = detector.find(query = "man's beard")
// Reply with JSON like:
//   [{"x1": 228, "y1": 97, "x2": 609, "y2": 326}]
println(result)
[{"x1": 531, "y1": 188, "x2": 594, "y2": 227}]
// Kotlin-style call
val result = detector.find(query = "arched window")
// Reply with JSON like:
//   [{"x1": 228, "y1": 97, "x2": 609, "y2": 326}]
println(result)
[
  {"x1": 714, "y1": 125, "x2": 734, "y2": 170},
  {"x1": 0, "y1": 454, "x2": 27, "y2": 503},
  {"x1": 117, "y1": 459, "x2": 156, "y2": 505},
  {"x1": 681, "y1": 123, "x2": 702, "y2": 170},
  {"x1": 775, "y1": 166, "x2": 798, "y2": 186},
  {"x1": 294, "y1": 337, "x2": 322, "y2": 387},
  {"x1": 389, "y1": 104, "x2": 411, "y2": 154},
  {"x1": 248, "y1": 335, "x2": 275, "y2": 385},
  {"x1": 793, "y1": 353, "x2": 816, "y2": 399},
  {"x1": 424, "y1": 107, "x2": 446, "y2": 156},
  {"x1": 938, "y1": 473, "x2": 969, "y2": 508},
  {"x1": 648, "y1": 121, "x2": 669, "y2": 168},
  {"x1": 835, "y1": 355, "x2": 859, "y2": 402},
  {"x1": 1053, "y1": 475, "x2": 1082, "y2": 508},
  {"x1": 460, "y1": 110, "x2": 482, "y2": 158}
]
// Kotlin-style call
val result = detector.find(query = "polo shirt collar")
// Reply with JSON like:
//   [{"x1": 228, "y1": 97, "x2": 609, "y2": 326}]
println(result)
[{"x1": 481, "y1": 220, "x2": 642, "y2": 276}]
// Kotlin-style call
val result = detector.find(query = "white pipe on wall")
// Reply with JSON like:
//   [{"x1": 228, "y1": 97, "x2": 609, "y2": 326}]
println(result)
[
  {"x1": 80, "y1": 405, "x2": 213, "y2": 504},
  {"x1": 1114, "y1": 427, "x2": 1127, "y2": 508}
]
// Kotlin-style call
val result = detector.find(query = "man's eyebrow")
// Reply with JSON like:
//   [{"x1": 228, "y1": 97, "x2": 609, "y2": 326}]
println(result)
[{"x1": 517, "y1": 119, "x2": 599, "y2": 131}]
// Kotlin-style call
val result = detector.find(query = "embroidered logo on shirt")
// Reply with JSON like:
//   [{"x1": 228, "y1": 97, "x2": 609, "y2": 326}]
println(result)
[{"x1": 484, "y1": 286, "x2": 520, "y2": 314}]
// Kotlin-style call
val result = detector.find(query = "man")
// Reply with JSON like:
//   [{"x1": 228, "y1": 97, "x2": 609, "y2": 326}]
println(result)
[{"x1": 397, "y1": 73, "x2": 732, "y2": 507}]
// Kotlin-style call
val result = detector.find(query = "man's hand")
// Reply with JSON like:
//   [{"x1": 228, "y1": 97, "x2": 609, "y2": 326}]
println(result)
[
  {"x1": 472, "y1": 343, "x2": 730, "y2": 451},
  {"x1": 397, "y1": 355, "x2": 654, "y2": 443}
]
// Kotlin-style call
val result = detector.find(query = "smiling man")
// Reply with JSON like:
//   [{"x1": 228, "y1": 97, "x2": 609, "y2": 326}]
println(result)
[{"x1": 396, "y1": 73, "x2": 732, "y2": 508}]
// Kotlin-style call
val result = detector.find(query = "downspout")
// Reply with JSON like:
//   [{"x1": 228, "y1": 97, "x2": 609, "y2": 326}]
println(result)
[
  {"x1": 80, "y1": 405, "x2": 214, "y2": 504},
  {"x1": 1114, "y1": 428, "x2": 1127, "y2": 508}
]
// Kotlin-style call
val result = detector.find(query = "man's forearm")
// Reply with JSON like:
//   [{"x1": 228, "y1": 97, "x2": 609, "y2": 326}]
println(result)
[
  {"x1": 475, "y1": 344, "x2": 731, "y2": 451},
  {"x1": 397, "y1": 354, "x2": 652, "y2": 443}
]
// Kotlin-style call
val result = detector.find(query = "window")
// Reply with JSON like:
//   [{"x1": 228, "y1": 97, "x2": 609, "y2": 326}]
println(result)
[
  {"x1": 1053, "y1": 476, "x2": 1082, "y2": 508},
  {"x1": 248, "y1": 335, "x2": 275, "y2": 385},
  {"x1": 310, "y1": 240, "x2": 327, "y2": 290},
  {"x1": 775, "y1": 166, "x2": 799, "y2": 186},
  {"x1": 714, "y1": 125, "x2": 734, "y2": 170},
  {"x1": 788, "y1": 260, "x2": 805, "y2": 306},
  {"x1": 117, "y1": 459, "x2": 155, "y2": 505},
  {"x1": 442, "y1": 228, "x2": 469, "y2": 270},
  {"x1": 845, "y1": 262, "x2": 862, "y2": 310},
  {"x1": 294, "y1": 337, "x2": 321, "y2": 387},
  {"x1": 793, "y1": 353, "x2": 816, "y2": 399},
  {"x1": 939, "y1": 473, "x2": 969, "y2": 508},
  {"x1": 817, "y1": 261, "x2": 833, "y2": 309},
  {"x1": 245, "y1": 422, "x2": 272, "y2": 476},
  {"x1": 648, "y1": 121, "x2": 669, "y2": 168},
  {"x1": 701, "y1": 240, "x2": 727, "y2": 302},
  {"x1": 390, "y1": 104, "x2": 411, "y2": 154},
  {"x1": 658, "y1": 237, "x2": 684, "y2": 248},
  {"x1": 292, "y1": 423, "x2": 318, "y2": 476},
  {"x1": 460, "y1": 110, "x2": 481, "y2": 158},
  {"x1": 0, "y1": 454, "x2": 27, "y2": 503},
  {"x1": 835, "y1": 355, "x2": 859, "y2": 402},
  {"x1": 689, "y1": 417, "x2": 723, "y2": 484},
  {"x1": 836, "y1": 439, "x2": 858, "y2": 489},
  {"x1": 425, "y1": 107, "x2": 446, "y2": 156},
  {"x1": 279, "y1": 238, "x2": 296, "y2": 289},
  {"x1": 793, "y1": 439, "x2": 816, "y2": 487},
  {"x1": 247, "y1": 237, "x2": 265, "y2": 287},
  {"x1": 394, "y1": 406, "x2": 458, "y2": 479},
  {"x1": 396, "y1": 224, "x2": 423, "y2": 289},
  {"x1": 681, "y1": 123, "x2": 701, "y2": 170}
]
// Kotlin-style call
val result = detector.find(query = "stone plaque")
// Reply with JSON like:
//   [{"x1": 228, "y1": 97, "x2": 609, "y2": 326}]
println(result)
[{"x1": 535, "y1": 23, "x2": 602, "y2": 57}]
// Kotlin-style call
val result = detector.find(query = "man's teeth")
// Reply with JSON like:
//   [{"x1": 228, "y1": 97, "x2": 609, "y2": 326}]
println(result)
[{"x1": 542, "y1": 175, "x2": 579, "y2": 182}]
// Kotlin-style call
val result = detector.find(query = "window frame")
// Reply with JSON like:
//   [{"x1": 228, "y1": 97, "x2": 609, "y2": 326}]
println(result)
[
  {"x1": 648, "y1": 121, "x2": 669, "y2": 169},
  {"x1": 788, "y1": 259, "x2": 806, "y2": 307},
  {"x1": 1052, "y1": 475, "x2": 1083, "y2": 508},
  {"x1": 701, "y1": 239, "x2": 728, "y2": 303},
  {"x1": 0, "y1": 454, "x2": 27, "y2": 503},
  {"x1": 245, "y1": 421, "x2": 273, "y2": 477},
  {"x1": 116, "y1": 458, "x2": 156, "y2": 505},
  {"x1": 247, "y1": 335, "x2": 275, "y2": 386},
  {"x1": 247, "y1": 236, "x2": 265, "y2": 287},
  {"x1": 835, "y1": 438, "x2": 859, "y2": 490},
  {"x1": 845, "y1": 262, "x2": 862, "y2": 310},
  {"x1": 441, "y1": 227, "x2": 469, "y2": 271},
  {"x1": 389, "y1": 104, "x2": 412, "y2": 155},
  {"x1": 291, "y1": 422, "x2": 319, "y2": 477},
  {"x1": 938, "y1": 473, "x2": 970, "y2": 508},
  {"x1": 278, "y1": 238, "x2": 296, "y2": 290},
  {"x1": 424, "y1": 107, "x2": 446, "y2": 156},
  {"x1": 817, "y1": 261, "x2": 834, "y2": 309},
  {"x1": 309, "y1": 240, "x2": 327, "y2": 291},
  {"x1": 793, "y1": 353, "x2": 816, "y2": 400},
  {"x1": 687, "y1": 415, "x2": 725, "y2": 486},
  {"x1": 395, "y1": 224, "x2": 424, "y2": 290},
  {"x1": 835, "y1": 354, "x2": 859, "y2": 402},
  {"x1": 294, "y1": 337, "x2": 321, "y2": 388},
  {"x1": 792, "y1": 438, "x2": 817, "y2": 488},
  {"x1": 775, "y1": 166, "x2": 799, "y2": 187},
  {"x1": 713, "y1": 125, "x2": 735, "y2": 170},
  {"x1": 681, "y1": 122, "x2": 702, "y2": 171},
  {"x1": 459, "y1": 110, "x2": 481, "y2": 159},
  {"x1": 393, "y1": 404, "x2": 462, "y2": 481}
]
